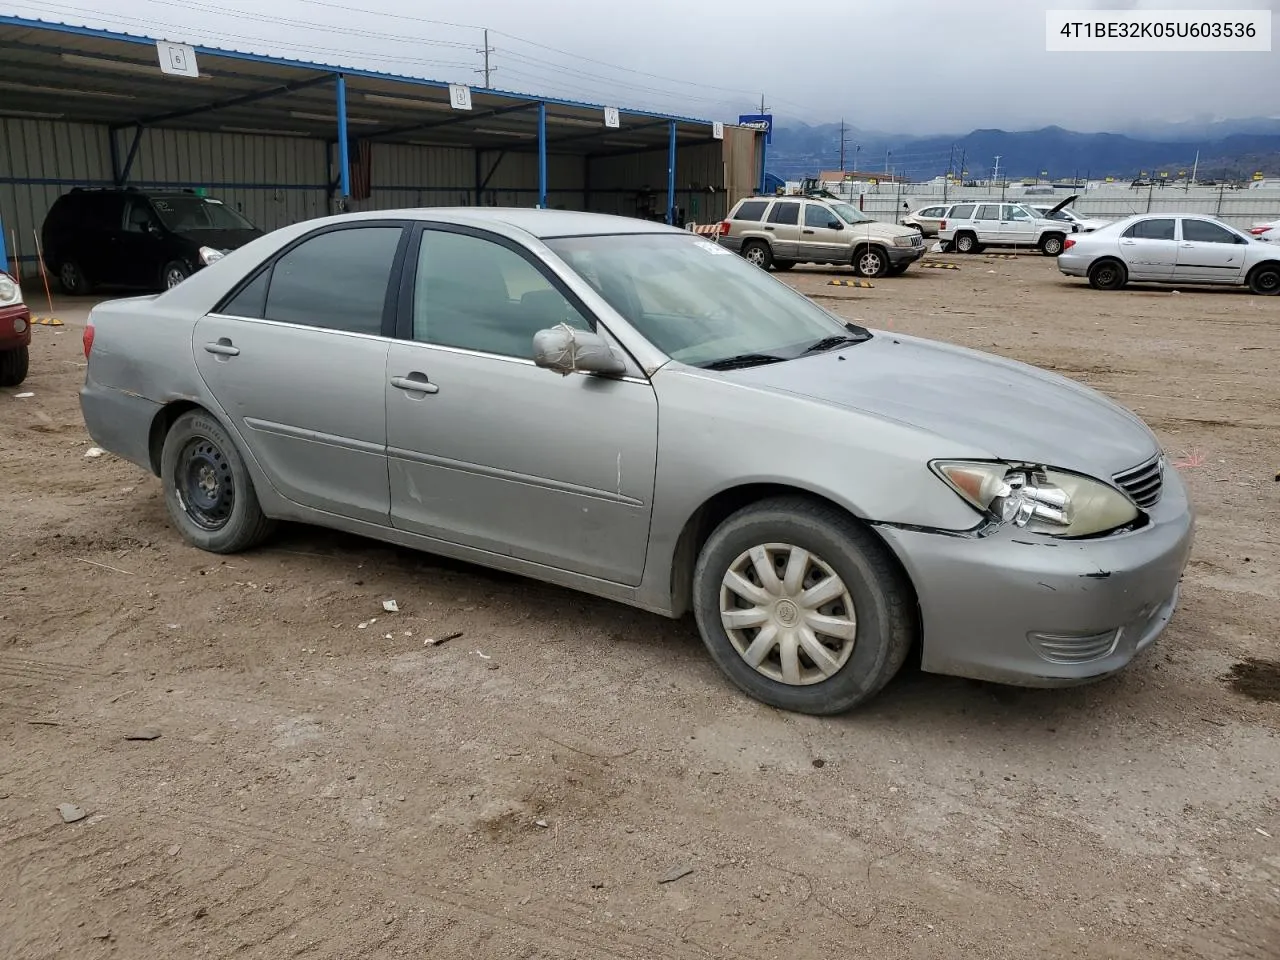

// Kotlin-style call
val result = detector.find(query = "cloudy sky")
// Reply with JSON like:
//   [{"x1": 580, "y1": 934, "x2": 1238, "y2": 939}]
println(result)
[{"x1": 1, "y1": 0, "x2": 1277, "y2": 134}]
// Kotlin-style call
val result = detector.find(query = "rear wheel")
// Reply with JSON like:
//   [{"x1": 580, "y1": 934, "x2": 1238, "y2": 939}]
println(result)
[
  {"x1": 1088, "y1": 258, "x2": 1127, "y2": 291},
  {"x1": 160, "y1": 410, "x2": 275, "y2": 553},
  {"x1": 1247, "y1": 263, "x2": 1280, "y2": 296},
  {"x1": 853, "y1": 245, "x2": 890, "y2": 278},
  {"x1": 58, "y1": 260, "x2": 92, "y2": 295},
  {"x1": 692, "y1": 496, "x2": 916, "y2": 715},
  {"x1": 1040, "y1": 233, "x2": 1065, "y2": 256},
  {"x1": 0, "y1": 345, "x2": 28, "y2": 387},
  {"x1": 953, "y1": 232, "x2": 978, "y2": 254},
  {"x1": 742, "y1": 241, "x2": 773, "y2": 270}
]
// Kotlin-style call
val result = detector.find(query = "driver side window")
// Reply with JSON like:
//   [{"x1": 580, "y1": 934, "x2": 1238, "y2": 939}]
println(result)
[
  {"x1": 412, "y1": 229, "x2": 591, "y2": 359},
  {"x1": 123, "y1": 201, "x2": 158, "y2": 234},
  {"x1": 804, "y1": 204, "x2": 837, "y2": 228}
]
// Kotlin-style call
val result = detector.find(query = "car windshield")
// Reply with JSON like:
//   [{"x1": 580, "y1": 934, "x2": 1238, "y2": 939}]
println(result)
[
  {"x1": 1037, "y1": 208, "x2": 1076, "y2": 222},
  {"x1": 829, "y1": 202, "x2": 874, "y2": 225},
  {"x1": 544, "y1": 233, "x2": 867, "y2": 368},
  {"x1": 149, "y1": 196, "x2": 256, "y2": 232}
]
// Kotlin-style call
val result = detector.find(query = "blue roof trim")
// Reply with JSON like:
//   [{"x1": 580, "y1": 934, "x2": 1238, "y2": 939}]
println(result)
[{"x1": 0, "y1": 14, "x2": 717, "y2": 127}]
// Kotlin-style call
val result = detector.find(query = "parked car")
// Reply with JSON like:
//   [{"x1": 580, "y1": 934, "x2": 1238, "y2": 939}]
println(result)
[
  {"x1": 1256, "y1": 225, "x2": 1280, "y2": 244},
  {"x1": 938, "y1": 200, "x2": 1078, "y2": 255},
  {"x1": 41, "y1": 187, "x2": 263, "y2": 295},
  {"x1": 1248, "y1": 218, "x2": 1280, "y2": 238},
  {"x1": 1057, "y1": 214, "x2": 1280, "y2": 294},
  {"x1": 80, "y1": 208, "x2": 1194, "y2": 715},
  {"x1": 0, "y1": 269, "x2": 31, "y2": 386},
  {"x1": 720, "y1": 195, "x2": 925, "y2": 277},
  {"x1": 1027, "y1": 200, "x2": 1112, "y2": 233},
  {"x1": 901, "y1": 203, "x2": 950, "y2": 238}
]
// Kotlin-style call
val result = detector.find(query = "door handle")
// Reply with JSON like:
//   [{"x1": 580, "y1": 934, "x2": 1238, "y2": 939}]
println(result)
[
  {"x1": 1120, "y1": 239, "x2": 1137, "y2": 245},
  {"x1": 203, "y1": 340, "x2": 239, "y2": 357},
  {"x1": 1180, "y1": 242, "x2": 1194, "y2": 247},
  {"x1": 390, "y1": 374, "x2": 439, "y2": 395},
  {"x1": 802, "y1": 229, "x2": 815, "y2": 234}
]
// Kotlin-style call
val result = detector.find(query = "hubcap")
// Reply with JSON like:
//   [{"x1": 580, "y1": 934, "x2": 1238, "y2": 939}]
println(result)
[
  {"x1": 1045, "y1": 238, "x2": 1061, "y2": 254},
  {"x1": 719, "y1": 543, "x2": 857, "y2": 686},
  {"x1": 60, "y1": 263, "x2": 78, "y2": 290},
  {"x1": 746, "y1": 247, "x2": 766, "y2": 266},
  {"x1": 859, "y1": 252, "x2": 882, "y2": 274},
  {"x1": 174, "y1": 437, "x2": 235, "y2": 530},
  {"x1": 1098, "y1": 267, "x2": 1116, "y2": 285},
  {"x1": 166, "y1": 268, "x2": 187, "y2": 289},
  {"x1": 1259, "y1": 271, "x2": 1279, "y2": 292},
  {"x1": 958, "y1": 237, "x2": 972, "y2": 251}
]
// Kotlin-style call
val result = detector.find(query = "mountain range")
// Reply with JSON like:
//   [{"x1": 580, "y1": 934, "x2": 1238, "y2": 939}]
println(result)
[{"x1": 768, "y1": 117, "x2": 1280, "y2": 182}]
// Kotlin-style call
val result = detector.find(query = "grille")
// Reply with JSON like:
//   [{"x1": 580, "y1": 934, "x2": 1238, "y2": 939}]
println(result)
[
  {"x1": 1113, "y1": 454, "x2": 1164, "y2": 509},
  {"x1": 1028, "y1": 629, "x2": 1121, "y2": 665}
]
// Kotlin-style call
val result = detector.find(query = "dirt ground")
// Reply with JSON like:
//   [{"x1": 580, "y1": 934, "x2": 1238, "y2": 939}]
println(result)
[{"x1": 2, "y1": 254, "x2": 1278, "y2": 960}]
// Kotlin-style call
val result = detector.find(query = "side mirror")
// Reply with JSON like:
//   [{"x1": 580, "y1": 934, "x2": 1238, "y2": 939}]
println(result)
[
  {"x1": 828, "y1": 221, "x2": 842, "y2": 230},
  {"x1": 533, "y1": 325, "x2": 626, "y2": 377}
]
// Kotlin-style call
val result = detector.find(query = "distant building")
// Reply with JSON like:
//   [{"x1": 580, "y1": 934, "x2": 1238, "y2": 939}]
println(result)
[{"x1": 817, "y1": 169, "x2": 909, "y2": 184}]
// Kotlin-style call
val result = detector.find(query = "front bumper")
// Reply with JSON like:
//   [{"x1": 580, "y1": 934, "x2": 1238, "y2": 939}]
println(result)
[
  {"x1": 0, "y1": 304, "x2": 32, "y2": 351},
  {"x1": 887, "y1": 243, "x2": 927, "y2": 266},
  {"x1": 875, "y1": 467, "x2": 1195, "y2": 687}
]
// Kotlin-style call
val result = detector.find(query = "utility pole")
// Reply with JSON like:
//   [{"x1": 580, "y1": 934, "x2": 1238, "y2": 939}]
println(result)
[
  {"x1": 759, "y1": 94, "x2": 769, "y2": 114},
  {"x1": 1189, "y1": 149, "x2": 1199, "y2": 189},
  {"x1": 992, "y1": 154, "x2": 1001, "y2": 184},
  {"x1": 839, "y1": 119, "x2": 845, "y2": 171},
  {"x1": 475, "y1": 28, "x2": 495, "y2": 87}
]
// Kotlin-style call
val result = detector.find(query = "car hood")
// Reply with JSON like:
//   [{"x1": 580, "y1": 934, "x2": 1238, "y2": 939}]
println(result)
[
  {"x1": 175, "y1": 228, "x2": 262, "y2": 250},
  {"x1": 728, "y1": 332, "x2": 1159, "y2": 478},
  {"x1": 844, "y1": 220, "x2": 917, "y2": 241}
]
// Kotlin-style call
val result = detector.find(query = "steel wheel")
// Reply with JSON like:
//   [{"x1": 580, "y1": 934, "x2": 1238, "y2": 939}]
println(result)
[
  {"x1": 59, "y1": 262, "x2": 84, "y2": 293},
  {"x1": 719, "y1": 542, "x2": 857, "y2": 686},
  {"x1": 164, "y1": 263, "x2": 190, "y2": 289},
  {"x1": 174, "y1": 436, "x2": 236, "y2": 531}
]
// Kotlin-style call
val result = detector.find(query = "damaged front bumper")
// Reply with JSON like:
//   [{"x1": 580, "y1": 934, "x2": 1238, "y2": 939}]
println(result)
[{"x1": 874, "y1": 467, "x2": 1195, "y2": 687}]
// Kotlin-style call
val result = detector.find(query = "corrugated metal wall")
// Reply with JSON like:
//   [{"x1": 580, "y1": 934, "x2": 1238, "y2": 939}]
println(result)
[{"x1": 587, "y1": 141, "x2": 730, "y2": 223}]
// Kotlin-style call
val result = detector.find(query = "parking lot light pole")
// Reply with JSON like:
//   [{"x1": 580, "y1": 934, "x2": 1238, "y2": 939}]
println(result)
[
  {"x1": 666, "y1": 120, "x2": 677, "y2": 225},
  {"x1": 537, "y1": 101, "x2": 547, "y2": 209},
  {"x1": 336, "y1": 73, "x2": 351, "y2": 200}
]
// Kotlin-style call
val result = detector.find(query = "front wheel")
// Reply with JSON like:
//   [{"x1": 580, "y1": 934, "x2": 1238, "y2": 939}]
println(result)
[
  {"x1": 692, "y1": 496, "x2": 917, "y2": 715},
  {"x1": 58, "y1": 260, "x2": 93, "y2": 295},
  {"x1": 160, "y1": 410, "x2": 275, "y2": 553},
  {"x1": 1040, "y1": 233, "x2": 1065, "y2": 256},
  {"x1": 853, "y1": 245, "x2": 890, "y2": 278},
  {"x1": 772, "y1": 260, "x2": 796, "y2": 271},
  {"x1": 886, "y1": 264, "x2": 908, "y2": 277},
  {"x1": 0, "y1": 345, "x2": 28, "y2": 387},
  {"x1": 1247, "y1": 263, "x2": 1280, "y2": 296}
]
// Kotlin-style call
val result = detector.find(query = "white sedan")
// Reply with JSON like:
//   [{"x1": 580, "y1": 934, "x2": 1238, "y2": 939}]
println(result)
[{"x1": 1057, "y1": 213, "x2": 1280, "y2": 295}]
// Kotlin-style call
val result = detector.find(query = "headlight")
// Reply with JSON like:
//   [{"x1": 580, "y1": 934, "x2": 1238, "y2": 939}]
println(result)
[
  {"x1": 931, "y1": 460, "x2": 1140, "y2": 538},
  {"x1": 0, "y1": 274, "x2": 19, "y2": 306},
  {"x1": 893, "y1": 235, "x2": 916, "y2": 247},
  {"x1": 199, "y1": 246, "x2": 225, "y2": 266}
]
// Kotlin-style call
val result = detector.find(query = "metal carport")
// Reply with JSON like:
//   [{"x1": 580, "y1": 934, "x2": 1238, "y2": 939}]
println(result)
[{"x1": 0, "y1": 15, "x2": 763, "y2": 277}]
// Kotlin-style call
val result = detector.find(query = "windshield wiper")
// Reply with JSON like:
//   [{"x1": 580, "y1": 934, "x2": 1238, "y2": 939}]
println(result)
[
  {"x1": 801, "y1": 334, "x2": 869, "y2": 355},
  {"x1": 700, "y1": 353, "x2": 786, "y2": 371}
]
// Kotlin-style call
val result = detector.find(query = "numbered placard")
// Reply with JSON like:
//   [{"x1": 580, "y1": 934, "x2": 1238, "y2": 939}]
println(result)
[
  {"x1": 448, "y1": 83, "x2": 473, "y2": 111},
  {"x1": 712, "y1": 121, "x2": 724, "y2": 140},
  {"x1": 156, "y1": 41, "x2": 199, "y2": 78},
  {"x1": 603, "y1": 107, "x2": 620, "y2": 128}
]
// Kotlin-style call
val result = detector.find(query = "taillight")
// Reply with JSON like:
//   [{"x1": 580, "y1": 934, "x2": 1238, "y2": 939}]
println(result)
[
  {"x1": 1063, "y1": 237, "x2": 1076, "y2": 250},
  {"x1": 719, "y1": 220, "x2": 730, "y2": 235},
  {"x1": 82, "y1": 321, "x2": 94, "y2": 358},
  {"x1": 1250, "y1": 227, "x2": 1269, "y2": 235},
  {"x1": 939, "y1": 220, "x2": 946, "y2": 230}
]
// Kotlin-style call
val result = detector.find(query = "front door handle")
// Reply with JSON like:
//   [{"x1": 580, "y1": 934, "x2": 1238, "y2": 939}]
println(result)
[
  {"x1": 802, "y1": 229, "x2": 815, "y2": 234},
  {"x1": 1180, "y1": 242, "x2": 1194, "y2": 247},
  {"x1": 204, "y1": 339, "x2": 239, "y2": 357},
  {"x1": 390, "y1": 374, "x2": 439, "y2": 395}
]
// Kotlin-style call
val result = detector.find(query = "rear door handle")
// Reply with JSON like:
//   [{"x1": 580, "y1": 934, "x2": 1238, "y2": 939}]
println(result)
[
  {"x1": 764, "y1": 225, "x2": 775, "y2": 231},
  {"x1": 390, "y1": 374, "x2": 439, "y2": 395},
  {"x1": 203, "y1": 340, "x2": 239, "y2": 356}
]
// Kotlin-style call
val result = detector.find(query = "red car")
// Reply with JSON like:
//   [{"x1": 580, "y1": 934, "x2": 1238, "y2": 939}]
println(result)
[{"x1": 0, "y1": 270, "x2": 32, "y2": 386}]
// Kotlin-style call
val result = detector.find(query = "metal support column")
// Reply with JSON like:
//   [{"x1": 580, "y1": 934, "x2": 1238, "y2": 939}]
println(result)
[
  {"x1": 336, "y1": 73, "x2": 351, "y2": 200},
  {"x1": 758, "y1": 131, "x2": 768, "y2": 195},
  {"x1": 537, "y1": 102, "x2": 547, "y2": 209},
  {"x1": 0, "y1": 221, "x2": 9, "y2": 275},
  {"x1": 473, "y1": 149, "x2": 481, "y2": 206},
  {"x1": 666, "y1": 120, "x2": 677, "y2": 225}
]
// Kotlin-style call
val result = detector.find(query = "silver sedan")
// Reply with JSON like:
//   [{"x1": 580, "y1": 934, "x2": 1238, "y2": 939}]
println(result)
[
  {"x1": 80, "y1": 208, "x2": 1194, "y2": 715},
  {"x1": 1058, "y1": 213, "x2": 1280, "y2": 294}
]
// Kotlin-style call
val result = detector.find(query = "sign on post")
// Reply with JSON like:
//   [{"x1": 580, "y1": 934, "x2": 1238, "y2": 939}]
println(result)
[
  {"x1": 737, "y1": 114, "x2": 772, "y2": 144},
  {"x1": 448, "y1": 83, "x2": 473, "y2": 111},
  {"x1": 712, "y1": 121, "x2": 724, "y2": 140},
  {"x1": 603, "y1": 107, "x2": 620, "y2": 128},
  {"x1": 156, "y1": 41, "x2": 199, "y2": 78}
]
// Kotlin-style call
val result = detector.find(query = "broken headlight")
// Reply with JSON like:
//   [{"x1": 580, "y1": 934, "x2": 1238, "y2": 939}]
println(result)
[{"x1": 931, "y1": 460, "x2": 1140, "y2": 538}]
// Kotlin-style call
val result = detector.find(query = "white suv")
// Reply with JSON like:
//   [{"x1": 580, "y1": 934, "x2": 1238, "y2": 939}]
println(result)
[{"x1": 937, "y1": 201, "x2": 1078, "y2": 255}]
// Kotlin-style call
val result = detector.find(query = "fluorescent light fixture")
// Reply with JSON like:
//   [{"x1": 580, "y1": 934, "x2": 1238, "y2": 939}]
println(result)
[
  {"x1": 221, "y1": 126, "x2": 314, "y2": 138},
  {"x1": 290, "y1": 111, "x2": 382, "y2": 126},
  {"x1": 600, "y1": 139, "x2": 655, "y2": 148},
  {"x1": 0, "y1": 80, "x2": 134, "y2": 100},
  {"x1": 0, "y1": 108, "x2": 65, "y2": 119},
  {"x1": 544, "y1": 115, "x2": 600, "y2": 128},
  {"x1": 363, "y1": 93, "x2": 452, "y2": 111},
  {"x1": 60, "y1": 52, "x2": 209, "y2": 78},
  {"x1": 472, "y1": 127, "x2": 534, "y2": 138}
]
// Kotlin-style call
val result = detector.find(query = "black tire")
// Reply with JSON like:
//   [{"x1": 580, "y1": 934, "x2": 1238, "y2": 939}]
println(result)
[
  {"x1": 160, "y1": 409, "x2": 275, "y2": 554},
  {"x1": 0, "y1": 345, "x2": 28, "y2": 387},
  {"x1": 939, "y1": 240, "x2": 954, "y2": 253},
  {"x1": 853, "y1": 245, "x2": 890, "y2": 278},
  {"x1": 1247, "y1": 262, "x2": 1280, "y2": 296},
  {"x1": 772, "y1": 260, "x2": 796, "y2": 271},
  {"x1": 1088, "y1": 258, "x2": 1127, "y2": 291},
  {"x1": 1040, "y1": 233, "x2": 1065, "y2": 256},
  {"x1": 953, "y1": 232, "x2": 978, "y2": 254},
  {"x1": 57, "y1": 260, "x2": 92, "y2": 295},
  {"x1": 886, "y1": 264, "x2": 908, "y2": 277},
  {"x1": 741, "y1": 241, "x2": 773, "y2": 270},
  {"x1": 161, "y1": 260, "x2": 191, "y2": 290},
  {"x1": 691, "y1": 495, "x2": 917, "y2": 715}
]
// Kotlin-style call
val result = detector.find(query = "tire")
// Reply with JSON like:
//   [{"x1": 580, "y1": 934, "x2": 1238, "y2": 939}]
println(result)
[
  {"x1": 1247, "y1": 263, "x2": 1280, "y2": 296},
  {"x1": 953, "y1": 232, "x2": 978, "y2": 254},
  {"x1": 886, "y1": 264, "x2": 908, "y2": 277},
  {"x1": 160, "y1": 409, "x2": 275, "y2": 554},
  {"x1": 57, "y1": 260, "x2": 92, "y2": 295},
  {"x1": 741, "y1": 241, "x2": 773, "y2": 270},
  {"x1": 162, "y1": 260, "x2": 191, "y2": 290},
  {"x1": 853, "y1": 245, "x2": 890, "y2": 278},
  {"x1": 772, "y1": 260, "x2": 796, "y2": 271},
  {"x1": 691, "y1": 495, "x2": 917, "y2": 715},
  {"x1": 0, "y1": 345, "x2": 28, "y2": 387},
  {"x1": 1087, "y1": 258, "x2": 1127, "y2": 291},
  {"x1": 1040, "y1": 233, "x2": 1065, "y2": 256}
]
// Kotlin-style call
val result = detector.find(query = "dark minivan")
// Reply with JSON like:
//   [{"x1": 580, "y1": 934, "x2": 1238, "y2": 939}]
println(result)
[{"x1": 41, "y1": 187, "x2": 263, "y2": 294}]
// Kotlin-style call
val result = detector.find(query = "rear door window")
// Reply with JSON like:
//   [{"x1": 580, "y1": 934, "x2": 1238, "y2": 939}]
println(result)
[
  {"x1": 975, "y1": 204, "x2": 1001, "y2": 221},
  {"x1": 767, "y1": 202, "x2": 800, "y2": 225}
]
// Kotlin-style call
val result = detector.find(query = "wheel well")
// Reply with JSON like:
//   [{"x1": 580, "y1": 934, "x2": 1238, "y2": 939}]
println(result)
[
  {"x1": 1090, "y1": 255, "x2": 1126, "y2": 275},
  {"x1": 1247, "y1": 259, "x2": 1280, "y2": 278},
  {"x1": 147, "y1": 400, "x2": 204, "y2": 475},
  {"x1": 666, "y1": 483, "x2": 917, "y2": 619}
]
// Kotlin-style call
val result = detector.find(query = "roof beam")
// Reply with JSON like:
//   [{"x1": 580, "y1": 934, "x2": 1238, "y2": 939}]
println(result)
[{"x1": 119, "y1": 71, "x2": 337, "y2": 128}]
